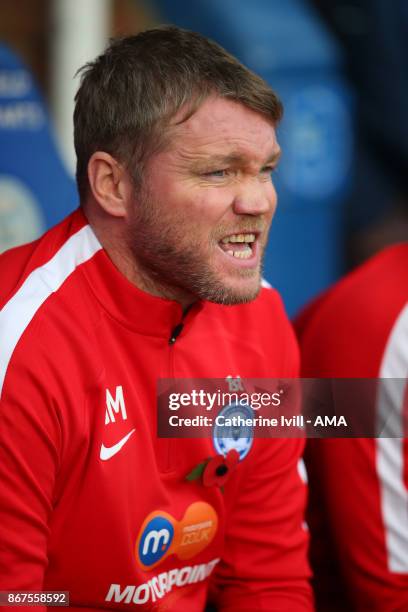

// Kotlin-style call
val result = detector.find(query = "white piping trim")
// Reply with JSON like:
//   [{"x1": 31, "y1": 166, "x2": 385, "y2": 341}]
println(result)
[
  {"x1": 0, "y1": 225, "x2": 101, "y2": 396},
  {"x1": 376, "y1": 303, "x2": 408, "y2": 573},
  {"x1": 261, "y1": 277, "x2": 273, "y2": 289}
]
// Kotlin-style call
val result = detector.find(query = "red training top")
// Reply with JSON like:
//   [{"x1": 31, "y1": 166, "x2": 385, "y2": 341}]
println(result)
[
  {"x1": 0, "y1": 209, "x2": 312, "y2": 611},
  {"x1": 296, "y1": 243, "x2": 408, "y2": 612}
]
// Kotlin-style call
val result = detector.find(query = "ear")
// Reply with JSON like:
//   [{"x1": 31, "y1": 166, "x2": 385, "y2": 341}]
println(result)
[{"x1": 87, "y1": 152, "x2": 131, "y2": 217}]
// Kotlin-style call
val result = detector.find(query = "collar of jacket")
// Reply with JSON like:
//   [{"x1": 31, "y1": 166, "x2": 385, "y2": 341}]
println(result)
[{"x1": 76, "y1": 209, "x2": 204, "y2": 338}]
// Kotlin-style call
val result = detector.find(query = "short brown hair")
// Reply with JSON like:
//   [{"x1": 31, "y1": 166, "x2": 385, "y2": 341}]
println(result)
[{"x1": 74, "y1": 26, "x2": 283, "y2": 201}]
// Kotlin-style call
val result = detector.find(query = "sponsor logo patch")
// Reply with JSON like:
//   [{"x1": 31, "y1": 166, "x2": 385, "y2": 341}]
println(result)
[
  {"x1": 105, "y1": 558, "x2": 220, "y2": 605},
  {"x1": 136, "y1": 502, "x2": 218, "y2": 571}
]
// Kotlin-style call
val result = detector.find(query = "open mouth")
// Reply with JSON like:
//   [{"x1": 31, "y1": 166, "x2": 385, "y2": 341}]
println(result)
[{"x1": 218, "y1": 233, "x2": 257, "y2": 260}]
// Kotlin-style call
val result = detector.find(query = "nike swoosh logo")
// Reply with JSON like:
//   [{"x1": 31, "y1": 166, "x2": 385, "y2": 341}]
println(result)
[{"x1": 100, "y1": 429, "x2": 135, "y2": 461}]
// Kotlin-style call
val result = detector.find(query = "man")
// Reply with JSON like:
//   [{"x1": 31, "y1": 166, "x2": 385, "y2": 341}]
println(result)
[
  {"x1": 296, "y1": 243, "x2": 408, "y2": 611},
  {"x1": 0, "y1": 27, "x2": 312, "y2": 610}
]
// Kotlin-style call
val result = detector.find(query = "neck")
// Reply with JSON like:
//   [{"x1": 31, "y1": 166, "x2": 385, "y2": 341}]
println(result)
[{"x1": 84, "y1": 206, "x2": 196, "y2": 310}]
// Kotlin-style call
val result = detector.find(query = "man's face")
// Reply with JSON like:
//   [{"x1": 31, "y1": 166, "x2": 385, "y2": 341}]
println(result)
[{"x1": 127, "y1": 96, "x2": 280, "y2": 306}]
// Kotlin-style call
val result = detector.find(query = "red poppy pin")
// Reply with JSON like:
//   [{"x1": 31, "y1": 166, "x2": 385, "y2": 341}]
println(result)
[{"x1": 185, "y1": 449, "x2": 240, "y2": 489}]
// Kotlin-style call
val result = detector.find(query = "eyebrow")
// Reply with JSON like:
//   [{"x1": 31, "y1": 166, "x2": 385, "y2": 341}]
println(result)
[
  {"x1": 265, "y1": 149, "x2": 281, "y2": 164},
  {"x1": 191, "y1": 149, "x2": 281, "y2": 170}
]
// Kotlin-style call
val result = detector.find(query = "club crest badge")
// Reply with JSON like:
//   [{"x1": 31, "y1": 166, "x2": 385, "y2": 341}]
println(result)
[{"x1": 213, "y1": 402, "x2": 254, "y2": 461}]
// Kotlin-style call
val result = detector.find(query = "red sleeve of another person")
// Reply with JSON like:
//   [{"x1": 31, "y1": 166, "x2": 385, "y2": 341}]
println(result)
[{"x1": 295, "y1": 244, "x2": 408, "y2": 612}]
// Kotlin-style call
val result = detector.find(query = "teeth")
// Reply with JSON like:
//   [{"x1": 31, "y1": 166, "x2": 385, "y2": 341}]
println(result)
[
  {"x1": 221, "y1": 233, "x2": 255, "y2": 244},
  {"x1": 226, "y1": 247, "x2": 252, "y2": 259}
]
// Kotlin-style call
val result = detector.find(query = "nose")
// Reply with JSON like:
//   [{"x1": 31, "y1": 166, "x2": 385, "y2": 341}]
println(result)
[{"x1": 232, "y1": 180, "x2": 276, "y2": 217}]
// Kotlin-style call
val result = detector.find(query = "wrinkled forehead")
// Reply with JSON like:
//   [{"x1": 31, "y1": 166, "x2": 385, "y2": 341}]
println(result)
[{"x1": 168, "y1": 96, "x2": 279, "y2": 164}]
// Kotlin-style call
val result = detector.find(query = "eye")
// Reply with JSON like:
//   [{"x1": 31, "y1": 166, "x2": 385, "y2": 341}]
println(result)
[
  {"x1": 203, "y1": 169, "x2": 228, "y2": 178},
  {"x1": 260, "y1": 165, "x2": 277, "y2": 178}
]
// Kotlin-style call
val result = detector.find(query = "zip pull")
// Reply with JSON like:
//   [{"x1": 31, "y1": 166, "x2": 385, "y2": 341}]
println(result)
[{"x1": 169, "y1": 323, "x2": 184, "y2": 345}]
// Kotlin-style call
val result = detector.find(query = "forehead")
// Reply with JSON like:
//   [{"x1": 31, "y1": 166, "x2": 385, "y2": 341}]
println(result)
[{"x1": 169, "y1": 96, "x2": 279, "y2": 163}]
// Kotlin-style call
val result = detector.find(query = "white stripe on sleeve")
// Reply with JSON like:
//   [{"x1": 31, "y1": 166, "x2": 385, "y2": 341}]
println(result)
[
  {"x1": 376, "y1": 303, "x2": 408, "y2": 573},
  {"x1": 0, "y1": 225, "x2": 101, "y2": 396}
]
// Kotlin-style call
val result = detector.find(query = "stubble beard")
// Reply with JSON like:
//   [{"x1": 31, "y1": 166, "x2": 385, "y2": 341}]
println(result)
[{"x1": 128, "y1": 191, "x2": 267, "y2": 306}]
